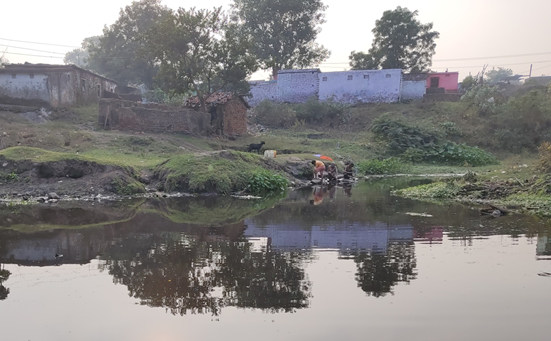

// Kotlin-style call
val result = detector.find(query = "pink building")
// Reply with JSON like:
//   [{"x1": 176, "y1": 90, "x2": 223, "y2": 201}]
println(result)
[{"x1": 426, "y1": 72, "x2": 459, "y2": 93}]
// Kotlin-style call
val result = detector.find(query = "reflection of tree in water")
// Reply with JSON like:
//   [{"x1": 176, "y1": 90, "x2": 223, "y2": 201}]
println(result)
[
  {"x1": 354, "y1": 242, "x2": 417, "y2": 297},
  {"x1": 215, "y1": 242, "x2": 310, "y2": 313},
  {"x1": 0, "y1": 265, "x2": 11, "y2": 300},
  {"x1": 101, "y1": 234, "x2": 310, "y2": 315}
]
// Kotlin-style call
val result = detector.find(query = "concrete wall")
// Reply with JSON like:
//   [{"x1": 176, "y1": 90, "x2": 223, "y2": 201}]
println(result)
[
  {"x1": 248, "y1": 81, "x2": 277, "y2": 107},
  {"x1": 401, "y1": 80, "x2": 426, "y2": 100},
  {"x1": 277, "y1": 69, "x2": 320, "y2": 103},
  {"x1": 0, "y1": 73, "x2": 50, "y2": 106},
  {"x1": 318, "y1": 69, "x2": 402, "y2": 103},
  {"x1": 99, "y1": 99, "x2": 210, "y2": 135},
  {"x1": 427, "y1": 72, "x2": 459, "y2": 93},
  {"x1": 0, "y1": 65, "x2": 118, "y2": 107}
]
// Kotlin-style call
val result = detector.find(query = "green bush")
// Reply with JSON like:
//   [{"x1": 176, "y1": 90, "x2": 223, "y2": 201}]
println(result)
[
  {"x1": 461, "y1": 84, "x2": 503, "y2": 116},
  {"x1": 246, "y1": 168, "x2": 288, "y2": 195},
  {"x1": 492, "y1": 88, "x2": 551, "y2": 151},
  {"x1": 371, "y1": 116, "x2": 439, "y2": 154},
  {"x1": 401, "y1": 142, "x2": 497, "y2": 166},
  {"x1": 294, "y1": 98, "x2": 349, "y2": 124},
  {"x1": 254, "y1": 100, "x2": 297, "y2": 128},
  {"x1": 357, "y1": 158, "x2": 411, "y2": 175}
]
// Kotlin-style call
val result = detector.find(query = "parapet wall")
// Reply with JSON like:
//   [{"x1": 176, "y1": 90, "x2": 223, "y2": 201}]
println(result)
[{"x1": 99, "y1": 99, "x2": 210, "y2": 135}]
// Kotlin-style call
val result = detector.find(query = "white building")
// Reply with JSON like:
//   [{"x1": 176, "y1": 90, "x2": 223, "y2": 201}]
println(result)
[
  {"x1": 248, "y1": 68, "x2": 425, "y2": 106},
  {"x1": 318, "y1": 69, "x2": 402, "y2": 103}
]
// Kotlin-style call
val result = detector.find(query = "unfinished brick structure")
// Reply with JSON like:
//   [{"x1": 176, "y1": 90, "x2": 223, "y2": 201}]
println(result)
[
  {"x1": 184, "y1": 92, "x2": 248, "y2": 137},
  {"x1": 98, "y1": 99, "x2": 210, "y2": 135}
]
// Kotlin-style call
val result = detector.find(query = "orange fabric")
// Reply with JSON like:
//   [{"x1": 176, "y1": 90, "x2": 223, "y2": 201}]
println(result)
[{"x1": 320, "y1": 155, "x2": 333, "y2": 162}]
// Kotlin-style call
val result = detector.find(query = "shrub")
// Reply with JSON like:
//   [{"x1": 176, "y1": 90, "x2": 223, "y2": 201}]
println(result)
[
  {"x1": 461, "y1": 84, "x2": 503, "y2": 116},
  {"x1": 371, "y1": 116, "x2": 439, "y2": 154},
  {"x1": 254, "y1": 100, "x2": 297, "y2": 128},
  {"x1": 245, "y1": 168, "x2": 288, "y2": 195},
  {"x1": 294, "y1": 98, "x2": 349, "y2": 124},
  {"x1": 401, "y1": 142, "x2": 498, "y2": 166},
  {"x1": 357, "y1": 158, "x2": 411, "y2": 175}
]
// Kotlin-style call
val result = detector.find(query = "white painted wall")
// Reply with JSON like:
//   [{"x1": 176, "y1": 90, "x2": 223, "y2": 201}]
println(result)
[
  {"x1": 318, "y1": 69, "x2": 402, "y2": 103},
  {"x1": 247, "y1": 81, "x2": 277, "y2": 107},
  {"x1": 277, "y1": 69, "x2": 319, "y2": 103},
  {"x1": 0, "y1": 73, "x2": 49, "y2": 102},
  {"x1": 401, "y1": 80, "x2": 426, "y2": 100}
]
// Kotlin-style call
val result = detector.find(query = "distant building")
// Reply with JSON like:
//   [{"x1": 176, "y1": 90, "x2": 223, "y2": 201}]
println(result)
[
  {"x1": 248, "y1": 68, "x2": 403, "y2": 105},
  {"x1": 0, "y1": 63, "x2": 118, "y2": 107},
  {"x1": 426, "y1": 71, "x2": 459, "y2": 93},
  {"x1": 401, "y1": 73, "x2": 428, "y2": 100},
  {"x1": 318, "y1": 69, "x2": 402, "y2": 103},
  {"x1": 525, "y1": 75, "x2": 551, "y2": 86}
]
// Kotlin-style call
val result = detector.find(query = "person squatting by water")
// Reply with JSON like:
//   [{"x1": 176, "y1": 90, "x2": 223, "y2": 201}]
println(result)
[{"x1": 311, "y1": 160, "x2": 325, "y2": 179}]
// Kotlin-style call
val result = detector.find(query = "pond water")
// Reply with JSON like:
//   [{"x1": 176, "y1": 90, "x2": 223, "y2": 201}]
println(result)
[{"x1": 0, "y1": 178, "x2": 550, "y2": 341}]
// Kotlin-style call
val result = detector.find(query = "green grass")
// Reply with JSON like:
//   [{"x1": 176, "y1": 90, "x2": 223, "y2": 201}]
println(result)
[{"x1": 155, "y1": 150, "x2": 287, "y2": 194}]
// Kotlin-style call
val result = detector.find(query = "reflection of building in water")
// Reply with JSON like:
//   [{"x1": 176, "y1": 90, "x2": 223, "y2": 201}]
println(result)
[
  {"x1": 414, "y1": 226, "x2": 444, "y2": 244},
  {"x1": 244, "y1": 221, "x2": 413, "y2": 253},
  {"x1": 0, "y1": 215, "x2": 246, "y2": 266},
  {"x1": 536, "y1": 235, "x2": 551, "y2": 258}
]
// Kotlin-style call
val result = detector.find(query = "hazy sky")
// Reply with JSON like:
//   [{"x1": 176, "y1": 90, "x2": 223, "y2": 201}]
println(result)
[{"x1": 2, "y1": 0, "x2": 550, "y2": 81}]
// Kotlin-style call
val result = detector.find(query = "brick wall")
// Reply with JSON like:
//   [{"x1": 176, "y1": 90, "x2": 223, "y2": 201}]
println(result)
[
  {"x1": 220, "y1": 100, "x2": 247, "y2": 136},
  {"x1": 99, "y1": 99, "x2": 210, "y2": 134}
]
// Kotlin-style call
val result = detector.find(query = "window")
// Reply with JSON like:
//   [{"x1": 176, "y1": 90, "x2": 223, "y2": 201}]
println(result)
[
  {"x1": 347, "y1": 75, "x2": 353, "y2": 80},
  {"x1": 363, "y1": 74, "x2": 369, "y2": 79},
  {"x1": 81, "y1": 79, "x2": 86, "y2": 91},
  {"x1": 322, "y1": 76, "x2": 327, "y2": 81},
  {"x1": 386, "y1": 74, "x2": 391, "y2": 78},
  {"x1": 97, "y1": 84, "x2": 101, "y2": 97}
]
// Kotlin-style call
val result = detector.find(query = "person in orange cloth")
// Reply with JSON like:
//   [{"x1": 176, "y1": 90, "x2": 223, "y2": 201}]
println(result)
[{"x1": 311, "y1": 160, "x2": 325, "y2": 179}]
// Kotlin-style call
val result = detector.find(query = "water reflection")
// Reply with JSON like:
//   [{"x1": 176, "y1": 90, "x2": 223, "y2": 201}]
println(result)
[
  {"x1": 100, "y1": 233, "x2": 311, "y2": 316},
  {"x1": 0, "y1": 178, "x2": 550, "y2": 315}
]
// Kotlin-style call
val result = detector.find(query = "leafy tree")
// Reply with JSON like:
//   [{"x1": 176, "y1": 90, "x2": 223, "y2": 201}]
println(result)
[
  {"x1": 349, "y1": 7, "x2": 439, "y2": 73},
  {"x1": 460, "y1": 75, "x2": 476, "y2": 92},
  {"x1": 144, "y1": 7, "x2": 258, "y2": 111},
  {"x1": 88, "y1": 0, "x2": 170, "y2": 87},
  {"x1": 485, "y1": 67, "x2": 513, "y2": 84},
  {"x1": 231, "y1": 0, "x2": 330, "y2": 79},
  {"x1": 63, "y1": 36, "x2": 100, "y2": 67}
]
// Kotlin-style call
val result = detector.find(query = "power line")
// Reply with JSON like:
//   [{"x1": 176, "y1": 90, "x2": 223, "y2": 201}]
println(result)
[
  {"x1": 433, "y1": 52, "x2": 551, "y2": 62},
  {"x1": 0, "y1": 44, "x2": 66, "y2": 55},
  {"x1": 320, "y1": 52, "x2": 551, "y2": 66},
  {"x1": 0, "y1": 37, "x2": 79, "y2": 49},
  {"x1": 2, "y1": 51, "x2": 64, "y2": 59}
]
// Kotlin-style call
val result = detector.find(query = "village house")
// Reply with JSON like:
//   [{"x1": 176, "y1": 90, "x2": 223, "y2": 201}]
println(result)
[
  {"x1": 248, "y1": 68, "x2": 425, "y2": 106},
  {"x1": 426, "y1": 71, "x2": 459, "y2": 93},
  {"x1": 0, "y1": 63, "x2": 118, "y2": 108},
  {"x1": 401, "y1": 73, "x2": 428, "y2": 101}
]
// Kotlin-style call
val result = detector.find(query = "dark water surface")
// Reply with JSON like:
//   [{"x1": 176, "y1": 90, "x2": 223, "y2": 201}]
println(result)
[{"x1": 0, "y1": 178, "x2": 550, "y2": 341}]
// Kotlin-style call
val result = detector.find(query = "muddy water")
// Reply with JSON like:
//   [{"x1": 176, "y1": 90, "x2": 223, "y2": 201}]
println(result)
[{"x1": 0, "y1": 178, "x2": 550, "y2": 341}]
